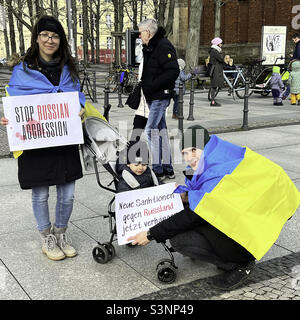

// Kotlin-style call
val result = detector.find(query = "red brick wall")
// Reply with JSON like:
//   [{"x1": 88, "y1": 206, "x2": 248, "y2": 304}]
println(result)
[{"x1": 197, "y1": 0, "x2": 298, "y2": 45}]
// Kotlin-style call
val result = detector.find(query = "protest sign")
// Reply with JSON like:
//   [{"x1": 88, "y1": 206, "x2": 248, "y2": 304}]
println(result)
[
  {"x1": 115, "y1": 182, "x2": 184, "y2": 245},
  {"x1": 2, "y1": 91, "x2": 83, "y2": 151}
]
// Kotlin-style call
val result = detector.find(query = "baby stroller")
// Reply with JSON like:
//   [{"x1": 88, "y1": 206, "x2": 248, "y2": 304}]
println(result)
[{"x1": 81, "y1": 116, "x2": 178, "y2": 283}]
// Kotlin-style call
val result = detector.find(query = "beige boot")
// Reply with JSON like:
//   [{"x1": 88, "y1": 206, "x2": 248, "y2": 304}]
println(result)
[
  {"x1": 40, "y1": 227, "x2": 65, "y2": 261},
  {"x1": 52, "y1": 225, "x2": 77, "y2": 258}
]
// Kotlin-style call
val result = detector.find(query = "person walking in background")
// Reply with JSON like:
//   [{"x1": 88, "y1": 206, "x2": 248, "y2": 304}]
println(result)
[
  {"x1": 283, "y1": 33, "x2": 300, "y2": 100},
  {"x1": 172, "y1": 58, "x2": 192, "y2": 119},
  {"x1": 270, "y1": 66, "x2": 285, "y2": 106},
  {"x1": 209, "y1": 37, "x2": 224, "y2": 107},
  {"x1": 288, "y1": 60, "x2": 300, "y2": 106},
  {"x1": 138, "y1": 18, "x2": 179, "y2": 181},
  {"x1": 0, "y1": 16, "x2": 85, "y2": 261}
]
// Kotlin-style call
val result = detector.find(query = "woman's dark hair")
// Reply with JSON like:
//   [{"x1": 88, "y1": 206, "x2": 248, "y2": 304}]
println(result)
[{"x1": 23, "y1": 15, "x2": 79, "y2": 82}]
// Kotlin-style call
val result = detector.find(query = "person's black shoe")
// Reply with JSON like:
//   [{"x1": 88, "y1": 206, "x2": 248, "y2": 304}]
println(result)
[
  {"x1": 155, "y1": 172, "x2": 166, "y2": 182},
  {"x1": 210, "y1": 101, "x2": 221, "y2": 107},
  {"x1": 164, "y1": 170, "x2": 175, "y2": 179},
  {"x1": 212, "y1": 261, "x2": 255, "y2": 291}
]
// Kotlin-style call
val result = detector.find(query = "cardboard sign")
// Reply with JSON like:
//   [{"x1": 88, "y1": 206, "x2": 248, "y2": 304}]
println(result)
[
  {"x1": 2, "y1": 91, "x2": 83, "y2": 151},
  {"x1": 115, "y1": 183, "x2": 184, "y2": 245}
]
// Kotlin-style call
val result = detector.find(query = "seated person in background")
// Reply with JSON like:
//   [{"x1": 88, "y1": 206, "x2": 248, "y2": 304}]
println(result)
[
  {"x1": 116, "y1": 140, "x2": 159, "y2": 193},
  {"x1": 224, "y1": 55, "x2": 237, "y2": 74}
]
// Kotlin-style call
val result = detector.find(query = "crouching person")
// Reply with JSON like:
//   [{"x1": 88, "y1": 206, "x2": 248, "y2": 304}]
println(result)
[{"x1": 128, "y1": 125, "x2": 300, "y2": 290}]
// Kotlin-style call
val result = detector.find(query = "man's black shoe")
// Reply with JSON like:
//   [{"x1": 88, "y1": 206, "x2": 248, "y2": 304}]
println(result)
[
  {"x1": 164, "y1": 170, "x2": 175, "y2": 179},
  {"x1": 155, "y1": 172, "x2": 166, "y2": 182},
  {"x1": 212, "y1": 260, "x2": 255, "y2": 291}
]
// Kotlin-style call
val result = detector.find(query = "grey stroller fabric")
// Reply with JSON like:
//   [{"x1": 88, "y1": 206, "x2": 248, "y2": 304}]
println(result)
[{"x1": 82, "y1": 117, "x2": 127, "y2": 171}]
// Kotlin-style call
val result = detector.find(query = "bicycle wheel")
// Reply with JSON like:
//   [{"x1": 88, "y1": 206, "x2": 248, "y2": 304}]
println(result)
[
  {"x1": 105, "y1": 74, "x2": 118, "y2": 93},
  {"x1": 235, "y1": 77, "x2": 254, "y2": 99},
  {"x1": 208, "y1": 87, "x2": 220, "y2": 101},
  {"x1": 123, "y1": 72, "x2": 138, "y2": 95},
  {"x1": 83, "y1": 78, "x2": 95, "y2": 102}
]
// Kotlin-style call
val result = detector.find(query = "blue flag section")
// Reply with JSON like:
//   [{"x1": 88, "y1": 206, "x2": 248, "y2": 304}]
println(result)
[{"x1": 6, "y1": 62, "x2": 86, "y2": 106}]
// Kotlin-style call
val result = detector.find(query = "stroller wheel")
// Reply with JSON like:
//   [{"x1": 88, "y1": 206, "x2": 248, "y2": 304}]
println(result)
[
  {"x1": 103, "y1": 242, "x2": 116, "y2": 261},
  {"x1": 92, "y1": 245, "x2": 109, "y2": 264},
  {"x1": 156, "y1": 259, "x2": 177, "y2": 284}
]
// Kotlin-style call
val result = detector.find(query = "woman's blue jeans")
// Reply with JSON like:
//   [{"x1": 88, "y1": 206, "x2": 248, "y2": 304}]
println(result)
[{"x1": 32, "y1": 181, "x2": 75, "y2": 232}]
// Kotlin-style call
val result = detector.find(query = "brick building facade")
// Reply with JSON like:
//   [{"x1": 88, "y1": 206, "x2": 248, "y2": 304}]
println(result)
[{"x1": 171, "y1": 0, "x2": 300, "y2": 63}]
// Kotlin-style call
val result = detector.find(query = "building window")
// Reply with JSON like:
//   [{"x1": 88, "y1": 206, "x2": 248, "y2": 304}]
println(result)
[
  {"x1": 80, "y1": 36, "x2": 83, "y2": 46},
  {"x1": 106, "y1": 14, "x2": 112, "y2": 29},
  {"x1": 79, "y1": 14, "x2": 82, "y2": 28},
  {"x1": 107, "y1": 37, "x2": 112, "y2": 49}
]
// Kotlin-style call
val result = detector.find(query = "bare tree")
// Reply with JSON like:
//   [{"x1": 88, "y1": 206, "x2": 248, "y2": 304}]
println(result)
[
  {"x1": 214, "y1": 0, "x2": 222, "y2": 37},
  {"x1": 6, "y1": 0, "x2": 16, "y2": 54},
  {"x1": 112, "y1": 0, "x2": 125, "y2": 65},
  {"x1": 185, "y1": 0, "x2": 203, "y2": 70},
  {"x1": 82, "y1": 0, "x2": 89, "y2": 65},
  {"x1": 0, "y1": 0, "x2": 10, "y2": 58},
  {"x1": 16, "y1": 0, "x2": 25, "y2": 54}
]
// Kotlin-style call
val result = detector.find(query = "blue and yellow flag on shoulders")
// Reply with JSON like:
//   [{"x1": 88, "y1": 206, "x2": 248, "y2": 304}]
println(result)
[{"x1": 175, "y1": 135, "x2": 300, "y2": 260}]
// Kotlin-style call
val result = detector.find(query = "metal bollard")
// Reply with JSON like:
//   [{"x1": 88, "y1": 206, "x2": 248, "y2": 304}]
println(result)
[
  {"x1": 92, "y1": 71, "x2": 97, "y2": 103},
  {"x1": 242, "y1": 79, "x2": 250, "y2": 130},
  {"x1": 187, "y1": 76, "x2": 195, "y2": 121},
  {"x1": 117, "y1": 83, "x2": 124, "y2": 108},
  {"x1": 103, "y1": 86, "x2": 111, "y2": 121},
  {"x1": 178, "y1": 83, "x2": 184, "y2": 134}
]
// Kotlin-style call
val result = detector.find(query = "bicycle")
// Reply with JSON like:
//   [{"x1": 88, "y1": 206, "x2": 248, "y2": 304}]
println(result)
[
  {"x1": 104, "y1": 64, "x2": 138, "y2": 96},
  {"x1": 79, "y1": 67, "x2": 95, "y2": 102},
  {"x1": 208, "y1": 67, "x2": 254, "y2": 101}
]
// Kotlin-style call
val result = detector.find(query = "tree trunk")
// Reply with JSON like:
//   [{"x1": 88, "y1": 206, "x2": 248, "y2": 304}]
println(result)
[
  {"x1": 185, "y1": 0, "x2": 203, "y2": 70},
  {"x1": 17, "y1": 0, "x2": 25, "y2": 55},
  {"x1": 82, "y1": 0, "x2": 89, "y2": 65},
  {"x1": 0, "y1": 0, "x2": 10, "y2": 58},
  {"x1": 112, "y1": 0, "x2": 124, "y2": 66},
  {"x1": 6, "y1": 0, "x2": 16, "y2": 54},
  {"x1": 158, "y1": 0, "x2": 166, "y2": 26},
  {"x1": 95, "y1": 0, "x2": 100, "y2": 63},
  {"x1": 164, "y1": 0, "x2": 175, "y2": 37},
  {"x1": 89, "y1": 0, "x2": 95, "y2": 63},
  {"x1": 214, "y1": 0, "x2": 221, "y2": 37},
  {"x1": 72, "y1": 0, "x2": 78, "y2": 60}
]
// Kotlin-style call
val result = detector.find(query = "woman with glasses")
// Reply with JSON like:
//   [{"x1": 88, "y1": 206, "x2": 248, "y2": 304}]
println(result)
[{"x1": 1, "y1": 16, "x2": 85, "y2": 261}]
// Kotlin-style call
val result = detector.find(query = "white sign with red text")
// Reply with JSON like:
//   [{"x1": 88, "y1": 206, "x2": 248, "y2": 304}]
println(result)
[
  {"x1": 2, "y1": 91, "x2": 83, "y2": 151},
  {"x1": 115, "y1": 182, "x2": 184, "y2": 245}
]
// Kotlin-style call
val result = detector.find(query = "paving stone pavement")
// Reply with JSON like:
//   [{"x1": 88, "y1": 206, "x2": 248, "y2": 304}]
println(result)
[
  {"x1": 133, "y1": 252, "x2": 300, "y2": 300},
  {"x1": 1, "y1": 66, "x2": 300, "y2": 301}
]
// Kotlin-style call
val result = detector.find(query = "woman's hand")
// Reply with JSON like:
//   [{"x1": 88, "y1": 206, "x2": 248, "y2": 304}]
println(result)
[
  {"x1": 127, "y1": 231, "x2": 150, "y2": 246},
  {"x1": 79, "y1": 108, "x2": 85, "y2": 119},
  {"x1": 0, "y1": 117, "x2": 8, "y2": 126}
]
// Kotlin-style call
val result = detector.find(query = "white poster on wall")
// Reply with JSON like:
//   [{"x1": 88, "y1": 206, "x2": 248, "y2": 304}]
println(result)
[
  {"x1": 261, "y1": 26, "x2": 287, "y2": 65},
  {"x1": 2, "y1": 91, "x2": 83, "y2": 151}
]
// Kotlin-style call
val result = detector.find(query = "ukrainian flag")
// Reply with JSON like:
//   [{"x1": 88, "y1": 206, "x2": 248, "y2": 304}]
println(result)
[{"x1": 175, "y1": 135, "x2": 300, "y2": 260}]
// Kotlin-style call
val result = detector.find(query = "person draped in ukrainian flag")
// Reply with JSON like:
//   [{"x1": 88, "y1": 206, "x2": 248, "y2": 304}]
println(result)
[
  {"x1": 0, "y1": 15, "x2": 102, "y2": 262},
  {"x1": 128, "y1": 125, "x2": 300, "y2": 290}
]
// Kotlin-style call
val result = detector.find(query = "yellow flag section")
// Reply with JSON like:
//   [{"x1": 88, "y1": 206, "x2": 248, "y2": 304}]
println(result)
[{"x1": 194, "y1": 147, "x2": 300, "y2": 261}]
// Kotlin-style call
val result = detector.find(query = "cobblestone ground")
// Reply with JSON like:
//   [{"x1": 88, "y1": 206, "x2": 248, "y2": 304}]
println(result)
[
  {"x1": 134, "y1": 252, "x2": 300, "y2": 300},
  {"x1": 0, "y1": 127, "x2": 10, "y2": 158}
]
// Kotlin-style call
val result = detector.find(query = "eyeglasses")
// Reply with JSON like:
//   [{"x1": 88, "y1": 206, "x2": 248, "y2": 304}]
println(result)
[{"x1": 38, "y1": 33, "x2": 60, "y2": 42}]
